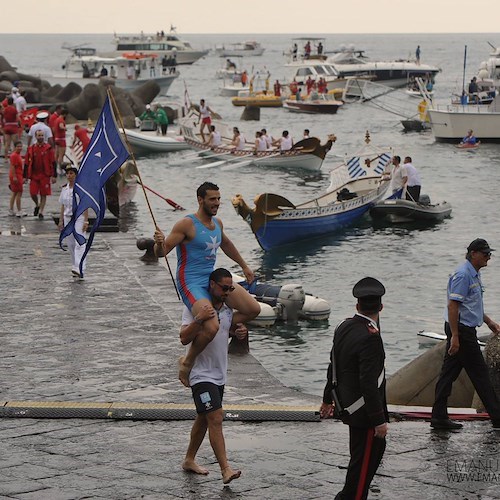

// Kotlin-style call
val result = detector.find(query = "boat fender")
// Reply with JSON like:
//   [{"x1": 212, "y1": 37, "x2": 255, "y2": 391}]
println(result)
[
  {"x1": 248, "y1": 302, "x2": 277, "y2": 328},
  {"x1": 298, "y1": 294, "x2": 331, "y2": 321}
]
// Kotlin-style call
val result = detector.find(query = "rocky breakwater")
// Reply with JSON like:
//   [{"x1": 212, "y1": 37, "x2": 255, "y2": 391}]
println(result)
[{"x1": 0, "y1": 55, "x2": 160, "y2": 128}]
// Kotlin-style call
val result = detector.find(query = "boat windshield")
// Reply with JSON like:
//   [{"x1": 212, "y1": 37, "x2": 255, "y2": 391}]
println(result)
[{"x1": 296, "y1": 67, "x2": 314, "y2": 77}]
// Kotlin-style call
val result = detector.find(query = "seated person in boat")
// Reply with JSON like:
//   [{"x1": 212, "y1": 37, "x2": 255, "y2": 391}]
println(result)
[
  {"x1": 460, "y1": 129, "x2": 480, "y2": 146},
  {"x1": 273, "y1": 130, "x2": 293, "y2": 152},
  {"x1": 261, "y1": 128, "x2": 274, "y2": 150},
  {"x1": 231, "y1": 127, "x2": 246, "y2": 151},
  {"x1": 208, "y1": 125, "x2": 222, "y2": 148},
  {"x1": 254, "y1": 131, "x2": 267, "y2": 153},
  {"x1": 303, "y1": 129, "x2": 310, "y2": 139}
]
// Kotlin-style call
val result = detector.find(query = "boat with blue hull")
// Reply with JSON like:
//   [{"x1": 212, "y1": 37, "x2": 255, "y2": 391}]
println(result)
[{"x1": 232, "y1": 175, "x2": 390, "y2": 251}]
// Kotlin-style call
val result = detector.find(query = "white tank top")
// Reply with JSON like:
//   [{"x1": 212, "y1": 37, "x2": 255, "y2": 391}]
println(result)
[
  {"x1": 211, "y1": 131, "x2": 221, "y2": 146},
  {"x1": 256, "y1": 137, "x2": 267, "y2": 151},
  {"x1": 280, "y1": 136, "x2": 293, "y2": 151},
  {"x1": 200, "y1": 105, "x2": 210, "y2": 119}
]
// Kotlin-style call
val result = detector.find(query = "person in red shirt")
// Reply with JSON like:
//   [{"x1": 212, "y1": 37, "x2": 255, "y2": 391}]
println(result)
[
  {"x1": 8, "y1": 141, "x2": 25, "y2": 216},
  {"x1": 54, "y1": 108, "x2": 68, "y2": 174},
  {"x1": 3, "y1": 97, "x2": 19, "y2": 157},
  {"x1": 72, "y1": 124, "x2": 91, "y2": 159},
  {"x1": 26, "y1": 130, "x2": 56, "y2": 219},
  {"x1": 48, "y1": 104, "x2": 62, "y2": 136}
]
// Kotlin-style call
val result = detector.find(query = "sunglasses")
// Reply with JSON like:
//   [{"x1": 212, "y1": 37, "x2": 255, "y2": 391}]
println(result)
[{"x1": 215, "y1": 282, "x2": 235, "y2": 293}]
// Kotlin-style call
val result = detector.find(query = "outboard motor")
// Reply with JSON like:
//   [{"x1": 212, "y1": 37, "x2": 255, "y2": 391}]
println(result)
[{"x1": 252, "y1": 283, "x2": 305, "y2": 322}]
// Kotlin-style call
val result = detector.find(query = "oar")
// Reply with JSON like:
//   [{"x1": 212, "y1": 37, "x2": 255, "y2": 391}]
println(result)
[
  {"x1": 197, "y1": 152, "x2": 254, "y2": 169},
  {"x1": 138, "y1": 182, "x2": 185, "y2": 210},
  {"x1": 175, "y1": 150, "x2": 232, "y2": 166},
  {"x1": 221, "y1": 152, "x2": 282, "y2": 171}
]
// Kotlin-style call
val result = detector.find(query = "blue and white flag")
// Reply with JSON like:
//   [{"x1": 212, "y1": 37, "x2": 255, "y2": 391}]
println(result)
[{"x1": 59, "y1": 96, "x2": 130, "y2": 276}]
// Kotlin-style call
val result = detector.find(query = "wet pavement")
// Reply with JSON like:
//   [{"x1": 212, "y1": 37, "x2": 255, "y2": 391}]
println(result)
[{"x1": 1, "y1": 164, "x2": 500, "y2": 499}]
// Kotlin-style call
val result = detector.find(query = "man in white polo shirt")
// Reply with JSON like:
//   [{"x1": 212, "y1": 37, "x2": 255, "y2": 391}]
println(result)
[
  {"x1": 403, "y1": 156, "x2": 422, "y2": 202},
  {"x1": 180, "y1": 267, "x2": 248, "y2": 485}
]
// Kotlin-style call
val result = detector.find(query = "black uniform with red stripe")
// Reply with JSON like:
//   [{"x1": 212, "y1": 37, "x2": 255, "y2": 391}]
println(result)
[{"x1": 323, "y1": 314, "x2": 388, "y2": 500}]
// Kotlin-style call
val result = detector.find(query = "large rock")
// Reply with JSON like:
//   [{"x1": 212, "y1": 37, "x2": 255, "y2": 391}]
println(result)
[
  {"x1": 66, "y1": 83, "x2": 104, "y2": 120},
  {"x1": 132, "y1": 80, "x2": 160, "y2": 105},
  {"x1": 0, "y1": 56, "x2": 15, "y2": 73}
]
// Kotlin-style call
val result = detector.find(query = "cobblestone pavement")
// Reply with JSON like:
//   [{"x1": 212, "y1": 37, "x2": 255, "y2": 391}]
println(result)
[{"x1": 1, "y1": 166, "x2": 499, "y2": 499}]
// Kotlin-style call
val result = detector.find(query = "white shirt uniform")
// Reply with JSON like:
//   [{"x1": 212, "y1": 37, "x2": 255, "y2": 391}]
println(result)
[
  {"x1": 404, "y1": 162, "x2": 421, "y2": 187},
  {"x1": 15, "y1": 95, "x2": 27, "y2": 113},
  {"x1": 28, "y1": 122, "x2": 53, "y2": 143},
  {"x1": 182, "y1": 304, "x2": 233, "y2": 386},
  {"x1": 234, "y1": 135, "x2": 246, "y2": 150},
  {"x1": 263, "y1": 134, "x2": 273, "y2": 149},
  {"x1": 390, "y1": 164, "x2": 407, "y2": 193}
]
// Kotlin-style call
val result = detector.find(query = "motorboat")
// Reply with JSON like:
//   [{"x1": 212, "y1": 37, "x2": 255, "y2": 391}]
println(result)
[
  {"x1": 427, "y1": 94, "x2": 500, "y2": 141},
  {"x1": 111, "y1": 28, "x2": 208, "y2": 65},
  {"x1": 283, "y1": 94, "x2": 343, "y2": 114},
  {"x1": 370, "y1": 194, "x2": 452, "y2": 223},
  {"x1": 232, "y1": 275, "x2": 330, "y2": 327},
  {"x1": 215, "y1": 41, "x2": 265, "y2": 57},
  {"x1": 284, "y1": 37, "x2": 328, "y2": 64},
  {"x1": 283, "y1": 61, "x2": 350, "y2": 92},
  {"x1": 232, "y1": 175, "x2": 390, "y2": 251},
  {"x1": 122, "y1": 127, "x2": 190, "y2": 155},
  {"x1": 232, "y1": 91, "x2": 283, "y2": 107},
  {"x1": 327, "y1": 49, "x2": 440, "y2": 88},
  {"x1": 180, "y1": 118, "x2": 336, "y2": 172},
  {"x1": 52, "y1": 53, "x2": 179, "y2": 95}
]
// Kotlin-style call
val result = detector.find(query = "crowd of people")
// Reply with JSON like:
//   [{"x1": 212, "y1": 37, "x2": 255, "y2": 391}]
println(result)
[{"x1": 1, "y1": 96, "x2": 94, "y2": 277}]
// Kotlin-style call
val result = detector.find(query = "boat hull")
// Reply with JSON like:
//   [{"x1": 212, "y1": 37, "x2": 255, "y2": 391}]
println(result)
[
  {"x1": 252, "y1": 178, "x2": 389, "y2": 250},
  {"x1": 428, "y1": 107, "x2": 500, "y2": 140},
  {"x1": 370, "y1": 198, "x2": 452, "y2": 222},
  {"x1": 283, "y1": 100, "x2": 342, "y2": 114},
  {"x1": 123, "y1": 129, "x2": 191, "y2": 154}
]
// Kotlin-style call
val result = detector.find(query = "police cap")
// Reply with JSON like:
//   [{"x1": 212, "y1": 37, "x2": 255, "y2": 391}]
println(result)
[
  {"x1": 352, "y1": 277, "x2": 385, "y2": 299},
  {"x1": 467, "y1": 238, "x2": 494, "y2": 253}
]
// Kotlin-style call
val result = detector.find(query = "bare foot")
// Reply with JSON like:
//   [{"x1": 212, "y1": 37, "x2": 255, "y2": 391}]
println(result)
[
  {"x1": 222, "y1": 466, "x2": 241, "y2": 484},
  {"x1": 178, "y1": 356, "x2": 192, "y2": 387},
  {"x1": 182, "y1": 459, "x2": 209, "y2": 475}
]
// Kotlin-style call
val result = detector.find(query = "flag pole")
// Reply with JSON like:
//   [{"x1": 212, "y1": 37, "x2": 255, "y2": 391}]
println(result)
[{"x1": 107, "y1": 88, "x2": 181, "y2": 301}]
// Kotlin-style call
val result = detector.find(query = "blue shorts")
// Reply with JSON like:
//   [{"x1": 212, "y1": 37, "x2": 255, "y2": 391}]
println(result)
[
  {"x1": 191, "y1": 382, "x2": 224, "y2": 414},
  {"x1": 178, "y1": 282, "x2": 211, "y2": 310}
]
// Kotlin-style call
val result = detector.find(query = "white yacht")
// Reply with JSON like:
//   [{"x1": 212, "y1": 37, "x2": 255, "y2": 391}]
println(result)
[
  {"x1": 284, "y1": 61, "x2": 349, "y2": 91},
  {"x1": 112, "y1": 28, "x2": 208, "y2": 65},
  {"x1": 327, "y1": 50, "x2": 440, "y2": 88}
]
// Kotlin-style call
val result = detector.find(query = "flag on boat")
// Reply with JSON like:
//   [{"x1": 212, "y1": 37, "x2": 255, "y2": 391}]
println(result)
[
  {"x1": 59, "y1": 96, "x2": 130, "y2": 276},
  {"x1": 347, "y1": 152, "x2": 392, "y2": 179}
]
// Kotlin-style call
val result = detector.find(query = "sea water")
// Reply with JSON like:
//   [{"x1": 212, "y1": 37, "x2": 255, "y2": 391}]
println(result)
[{"x1": 2, "y1": 32, "x2": 500, "y2": 396}]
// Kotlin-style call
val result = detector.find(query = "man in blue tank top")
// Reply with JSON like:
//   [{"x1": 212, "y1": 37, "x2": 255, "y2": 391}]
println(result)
[{"x1": 154, "y1": 182, "x2": 260, "y2": 386}]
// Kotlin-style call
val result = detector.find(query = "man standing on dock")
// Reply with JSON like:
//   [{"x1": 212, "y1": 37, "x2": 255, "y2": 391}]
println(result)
[
  {"x1": 430, "y1": 239, "x2": 500, "y2": 430},
  {"x1": 180, "y1": 267, "x2": 245, "y2": 484},
  {"x1": 321, "y1": 277, "x2": 388, "y2": 500}
]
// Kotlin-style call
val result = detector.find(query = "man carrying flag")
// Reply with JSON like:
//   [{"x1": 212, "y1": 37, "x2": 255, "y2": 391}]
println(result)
[{"x1": 59, "y1": 94, "x2": 130, "y2": 278}]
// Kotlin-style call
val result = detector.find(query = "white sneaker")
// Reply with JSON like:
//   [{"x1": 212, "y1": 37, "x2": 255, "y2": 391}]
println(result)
[
  {"x1": 8, "y1": 209, "x2": 15, "y2": 216},
  {"x1": 16, "y1": 211, "x2": 27, "y2": 217}
]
